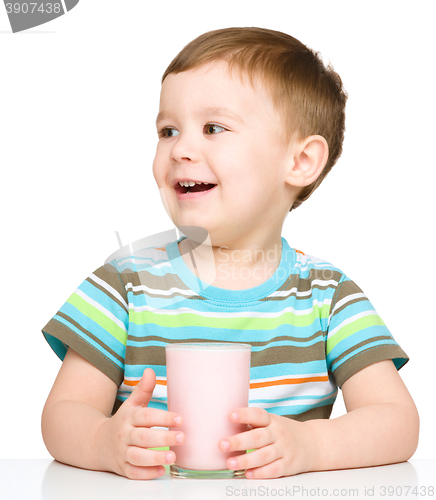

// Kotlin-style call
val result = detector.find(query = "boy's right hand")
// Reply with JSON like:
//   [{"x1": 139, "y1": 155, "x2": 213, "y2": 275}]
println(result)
[{"x1": 96, "y1": 368, "x2": 184, "y2": 480}]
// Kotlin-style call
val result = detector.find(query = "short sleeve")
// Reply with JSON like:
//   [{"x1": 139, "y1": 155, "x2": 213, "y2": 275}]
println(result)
[
  {"x1": 41, "y1": 265, "x2": 128, "y2": 386},
  {"x1": 326, "y1": 274, "x2": 409, "y2": 388}
]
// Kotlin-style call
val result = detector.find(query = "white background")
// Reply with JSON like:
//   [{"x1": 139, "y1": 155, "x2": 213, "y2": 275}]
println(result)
[{"x1": 0, "y1": 1, "x2": 434, "y2": 459}]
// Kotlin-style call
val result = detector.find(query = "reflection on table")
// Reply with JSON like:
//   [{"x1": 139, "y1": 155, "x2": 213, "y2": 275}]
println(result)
[{"x1": 41, "y1": 459, "x2": 421, "y2": 499}]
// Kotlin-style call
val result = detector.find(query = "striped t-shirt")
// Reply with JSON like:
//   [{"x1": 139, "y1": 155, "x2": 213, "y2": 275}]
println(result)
[{"x1": 42, "y1": 235, "x2": 408, "y2": 421}]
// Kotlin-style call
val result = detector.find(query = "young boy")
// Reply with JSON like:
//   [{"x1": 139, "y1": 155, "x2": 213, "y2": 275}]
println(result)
[{"x1": 41, "y1": 27, "x2": 419, "y2": 480}]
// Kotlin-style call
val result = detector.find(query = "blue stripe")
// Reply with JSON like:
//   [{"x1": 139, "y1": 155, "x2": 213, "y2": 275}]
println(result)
[
  {"x1": 330, "y1": 301, "x2": 377, "y2": 329},
  {"x1": 128, "y1": 294, "x2": 335, "y2": 314},
  {"x1": 59, "y1": 303, "x2": 126, "y2": 354},
  {"x1": 116, "y1": 396, "x2": 336, "y2": 416},
  {"x1": 327, "y1": 324, "x2": 393, "y2": 370},
  {"x1": 80, "y1": 280, "x2": 129, "y2": 321},
  {"x1": 124, "y1": 364, "x2": 167, "y2": 378},
  {"x1": 123, "y1": 361, "x2": 329, "y2": 380},
  {"x1": 251, "y1": 361, "x2": 328, "y2": 378},
  {"x1": 128, "y1": 323, "x2": 325, "y2": 341},
  {"x1": 250, "y1": 398, "x2": 335, "y2": 416},
  {"x1": 251, "y1": 389, "x2": 337, "y2": 404}
]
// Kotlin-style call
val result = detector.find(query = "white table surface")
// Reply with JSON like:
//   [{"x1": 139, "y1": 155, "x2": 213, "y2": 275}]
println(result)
[{"x1": 0, "y1": 459, "x2": 434, "y2": 500}]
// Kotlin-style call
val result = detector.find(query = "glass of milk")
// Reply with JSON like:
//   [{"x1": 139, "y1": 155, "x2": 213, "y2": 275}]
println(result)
[{"x1": 165, "y1": 342, "x2": 251, "y2": 479}]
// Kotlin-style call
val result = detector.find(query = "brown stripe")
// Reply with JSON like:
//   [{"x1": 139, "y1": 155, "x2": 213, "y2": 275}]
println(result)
[
  {"x1": 332, "y1": 295, "x2": 369, "y2": 319},
  {"x1": 125, "y1": 341, "x2": 326, "y2": 367},
  {"x1": 42, "y1": 319, "x2": 124, "y2": 386},
  {"x1": 88, "y1": 267, "x2": 128, "y2": 313},
  {"x1": 283, "y1": 404, "x2": 333, "y2": 421},
  {"x1": 330, "y1": 279, "x2": 364, "y2": 319},
  {"x1": 95, "y1": 265, "x2": 128, "y2": 303},
  {"x1": 252, "y1": 343, "x2": 326, "y2": 366},
  {"x1": 125, "y1": 270, "x2": 191, "y2": 292},
  {"x1": 262, "y1": 271, "x2": 342, "y2": 302},
  {"x1": 128, "y1": 331, "x2": 324, "y2": 347},
  {"x1": 333, "y1": 345, "x2": 409, "y2": 388},
  {"x1": 126, "y1": 345, "x2": 166, "y2": 366},
  {"x1": 125, "y1": 270, "x2": 207, "y2": 301},
  {"x1": 286, "y1": 270, "x2": 343, "y2": 294},
  {"x1": 122, "y1": 267, "x2": 342, "y2": 303},
  {"x1": 57, "y1": 311, "x2": 124, "y2": 365}
]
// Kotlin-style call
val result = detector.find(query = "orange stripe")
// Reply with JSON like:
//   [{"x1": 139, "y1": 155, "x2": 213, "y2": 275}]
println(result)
[
  {"x1": 124, "y1": 376, "x2": 326, "y2": 390},
  {"x1": 295, "y1": 249, "x2": 305, "y2": 255},
  {"x1": 123, "y1": 379, "x2": 167, "y2": 387},
  {"x1": 250, "y1": 375, "x2": 328, "y2": 389}
]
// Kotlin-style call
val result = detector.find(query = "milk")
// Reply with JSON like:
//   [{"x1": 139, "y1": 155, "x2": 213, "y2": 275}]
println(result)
[{"x1": 166, "y1": 343, "x2": 251, "y2": 475}]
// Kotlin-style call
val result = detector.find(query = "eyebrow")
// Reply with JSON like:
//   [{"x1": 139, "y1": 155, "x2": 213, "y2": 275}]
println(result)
[{"x1": 155, "y1": 106, "x2": 245, "y2": 127}]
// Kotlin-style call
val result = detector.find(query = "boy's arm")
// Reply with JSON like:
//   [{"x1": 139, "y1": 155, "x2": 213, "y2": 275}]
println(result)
[
  {"x1": 305, "y1": 359, "x2": 419, "y2": 471},
  {"x1": 41, "y1": 348, "x2": 184, "y2": 479},
  {"x1": 219, "y1": 360, "x2": 419, "y2": 478}
]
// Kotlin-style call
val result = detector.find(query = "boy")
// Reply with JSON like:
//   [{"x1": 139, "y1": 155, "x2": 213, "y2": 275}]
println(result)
[{"x1": 41, "y1": 27, "x2": 419, "y2": 480}]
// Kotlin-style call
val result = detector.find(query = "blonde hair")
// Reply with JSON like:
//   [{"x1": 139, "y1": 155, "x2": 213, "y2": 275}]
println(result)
[{"x1": 162, "y1": 27, "x2": 347, "y2": 210}]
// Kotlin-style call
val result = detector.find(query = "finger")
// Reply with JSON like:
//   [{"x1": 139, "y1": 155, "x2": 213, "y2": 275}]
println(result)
[
  {"x1": 244, "y1": 459, "x2": 286, "y2": 479},
  {"x1": 131, "y1": 407, "x2": 183, "y2": 428},
  {"x1": 227, "y1": 446, "x2": 279, "y2": 472},
  {"x1": 229, "y1": 407, "x2": 271, "y2": 427},
  {"x1": 219, "y1": 426, "x2": 272, "y2": 453},
  {"x1": 123, "y1": 463, "x2": 166, "y2": 481},
  {"x1": 129, "y1": 427, "x2": 185, "y2": 448},
  {"x1": 125, "y1": 368, "x2": 156, "y2": 408},
  {"x1": 126, "y1": 446, "x2": 176, "y2": 468}
]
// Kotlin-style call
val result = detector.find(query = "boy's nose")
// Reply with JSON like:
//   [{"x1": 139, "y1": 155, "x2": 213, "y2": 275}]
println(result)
[{"x1": 170, "y1": 134, "x2": 201, "y2": 164}]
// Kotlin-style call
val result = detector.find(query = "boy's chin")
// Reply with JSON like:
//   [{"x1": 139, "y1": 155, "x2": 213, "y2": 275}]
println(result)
[{"x1": 176, "y1": 225, "x2": 211, "y2": 245}]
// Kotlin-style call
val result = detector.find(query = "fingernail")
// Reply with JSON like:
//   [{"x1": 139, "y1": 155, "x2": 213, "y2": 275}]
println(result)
[
  {"x1": 231, "y1": 412, "x2": 240, "y2": 421},
  {"x1": 246, "y1": 470, "x2": 253, "y2": 479},
  {"x1": 157, "y1": 466, "x2": 165, "y2": 475},
  {"x1": 166, "y1": 452, "x2": 175, "y2": 464},
  {"x1": 176, "y1": 433, "x2": 184, "y2": 443},
  {"x1": 174, "y1": 416, "x2": 182, "y2": 425},
  {"x1": 228, "y1": 458, "x2": 237, "y2": 469},
  {"x1": 221, "y1": 440, "x2": 230, "y2": 451}
]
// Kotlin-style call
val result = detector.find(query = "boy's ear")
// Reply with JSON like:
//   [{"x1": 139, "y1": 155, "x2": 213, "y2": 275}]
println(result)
[{"x1": 285, "y1": 135, "x2": 329, "y2": 188}]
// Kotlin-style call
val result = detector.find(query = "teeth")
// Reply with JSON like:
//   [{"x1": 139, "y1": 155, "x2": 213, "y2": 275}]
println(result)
[{"x1": 179, "y1": 181, "x2": 210, "y2": 187}]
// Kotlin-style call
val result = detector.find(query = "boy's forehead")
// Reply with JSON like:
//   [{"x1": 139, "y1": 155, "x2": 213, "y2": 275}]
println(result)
[
  {"x1": 157, "y1": 61, "x2": 274, "y2": 123},
  {"x1": 156, "y1": 105, "x2": 246, "y2": 127}
]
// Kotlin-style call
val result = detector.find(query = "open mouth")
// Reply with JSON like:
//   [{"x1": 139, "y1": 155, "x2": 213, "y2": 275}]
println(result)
[{"x1": 176, "y1": 183, "x2": 217, "y2": 194}]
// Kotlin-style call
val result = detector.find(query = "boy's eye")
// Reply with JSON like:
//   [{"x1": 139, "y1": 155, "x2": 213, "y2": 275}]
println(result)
[
  {"x1": 158, "y1": 124, "x2": 226, "y2": 138},
  {"x1": 159, "y1": 127, "x2": 179, "y2": 138},
  {"x1": 205, "y1": 124, "x2": 226, "y2": 135}
]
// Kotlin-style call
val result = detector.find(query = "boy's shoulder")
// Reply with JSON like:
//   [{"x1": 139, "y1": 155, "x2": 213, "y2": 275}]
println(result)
[
  {"x1": 290, "y1": 247, "x2": 366, "y2": 305},
  {"x1": 292, "y1": 247, "x2": 346, "y2": 282},
  {"x1": 103, "y1": 236, "x2": 173, "y2": 276}
]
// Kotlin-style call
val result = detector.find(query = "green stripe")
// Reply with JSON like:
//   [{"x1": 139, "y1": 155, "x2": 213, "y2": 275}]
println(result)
[
  {"x1": 327, "y1": 314, "x2": 385, "y2": 354},
  {"x1": 68, "y1": 293, "x2": 127, "y2": 344},
  {"x1": 130, "y1": 303, "x2": 331, "y2": 329}
]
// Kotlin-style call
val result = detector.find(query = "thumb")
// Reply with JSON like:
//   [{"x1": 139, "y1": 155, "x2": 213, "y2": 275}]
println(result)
[{"x1": 125, "y1": 368, "x2": 156, "y2": 408}]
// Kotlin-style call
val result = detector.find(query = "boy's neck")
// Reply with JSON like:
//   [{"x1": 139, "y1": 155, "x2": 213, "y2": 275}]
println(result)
[{"x1": 178, "y1": 235, "x2": 283, "y2": 291}]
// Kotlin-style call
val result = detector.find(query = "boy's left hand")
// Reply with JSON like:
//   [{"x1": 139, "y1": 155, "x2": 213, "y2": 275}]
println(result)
[{"x1": 219, "y1": 407, "x2": 314, "y2": 479}]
